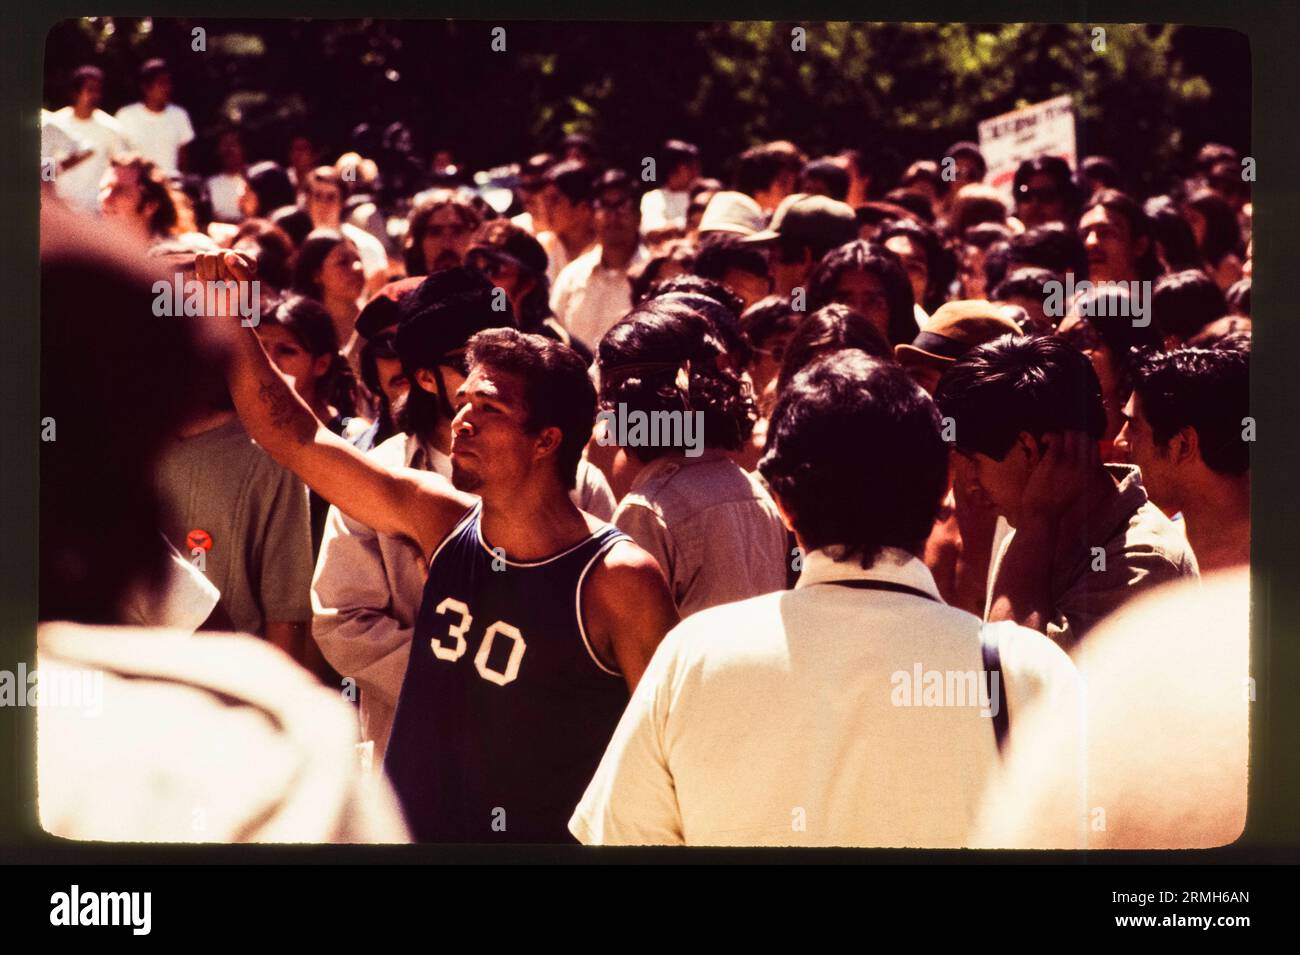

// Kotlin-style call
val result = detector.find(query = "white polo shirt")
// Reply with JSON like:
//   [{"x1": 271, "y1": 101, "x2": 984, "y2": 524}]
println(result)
[
  {"x1": 550, "y1": 244, "x2": 647, "y2": 350},
  {"x1": 570, "y1": 546, "x2": 1077, "y2": 847}
]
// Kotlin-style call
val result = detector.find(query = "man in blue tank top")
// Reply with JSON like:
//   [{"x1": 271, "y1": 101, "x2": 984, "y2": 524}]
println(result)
[{"x1": 203, "y1": 250, "x2": 679, "y2": 843}]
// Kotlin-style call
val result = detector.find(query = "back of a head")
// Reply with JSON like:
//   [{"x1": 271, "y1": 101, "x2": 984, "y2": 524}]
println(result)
[
  {"x1": 41, "y1": 204, "x2": 214, "y2": 624},
  {"x1": 545, "y1": 159, "x2": 596, "y2": 205},
  {"x1": 598, "y1": 299, "x2": 754, "y2": 458},
  {"x1": 1012, "y1": 223, "x2": 1087, "y2": 278},
  {"x1": 776, "y1": 303, "x2": 892, "y2": 395},
  {"x1": 1152, "y1": 269, "x2": 1228, "y2": 343},
  {"x1": 1134, "y1": 346, "x2": 1250, "y2": 476},
  {"x1": 935, "y1": 334, "x2": 1106, "y2": 460},
  {"x1": 760, "y1": 349, "x2": 948, "y2": 568},
  {"x1": 734, "y1": 141, "x2": 805, "y2": 197}
]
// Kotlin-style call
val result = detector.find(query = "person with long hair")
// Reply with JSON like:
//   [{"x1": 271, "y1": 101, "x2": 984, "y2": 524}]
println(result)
[{"x1": 292, "y1": 228, "x2": 367, "y2": 368}]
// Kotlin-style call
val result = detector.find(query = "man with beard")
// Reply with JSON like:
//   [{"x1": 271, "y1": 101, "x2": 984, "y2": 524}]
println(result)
[{"x1": 198, "y1": 248, "x2": 678, "y2": 842}]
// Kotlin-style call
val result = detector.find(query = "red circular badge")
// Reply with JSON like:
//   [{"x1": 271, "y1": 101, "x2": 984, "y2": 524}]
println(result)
[{"x1": 186, "y1": 529, "x2": 213, "y2": 552}]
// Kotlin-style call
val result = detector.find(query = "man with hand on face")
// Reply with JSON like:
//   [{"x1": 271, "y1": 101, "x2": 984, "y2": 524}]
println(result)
[
  {"x1": 935, "y1": 334, "x2": 1197, "y2": 650},
  {"x1": 198, "y1": 249, "x2": 677, "y2": 842}
]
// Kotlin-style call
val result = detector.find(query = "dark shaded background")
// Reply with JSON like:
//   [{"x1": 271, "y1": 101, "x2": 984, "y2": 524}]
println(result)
[{"x1": 43, "y1": 19, "x2": 1250, "y2": 194}]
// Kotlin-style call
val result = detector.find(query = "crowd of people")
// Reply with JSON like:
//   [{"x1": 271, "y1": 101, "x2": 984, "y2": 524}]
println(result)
[{"x1": 37, "y1": 54, "x2": 1252, "y2": 848}]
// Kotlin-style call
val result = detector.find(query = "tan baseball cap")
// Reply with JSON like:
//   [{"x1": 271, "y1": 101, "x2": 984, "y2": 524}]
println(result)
[{"x1": 894, "y1": 300, "x2": 1025, "y2": 366}]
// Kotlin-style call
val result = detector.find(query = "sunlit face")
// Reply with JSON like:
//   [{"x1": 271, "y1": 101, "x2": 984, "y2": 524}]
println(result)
[
  {"x1": 1080, "y1": 204, "x2": 1143, "y2": 283},
  {"x1": 421, "y1": 205, "x2": 475, "y2": 272},
  {"x1": 319, "y1": 240, "x2": 365, "y2": 301},
  {"x1": 218, "y1": 132, "x2": 245, "y2": 173},
  {"x1": 307, "y1": 180, "x2": 343, "y2": 228},
  {"x1": 750, "y1": 330, "x2": 793, "y2": 405},
  {"x1": 448, "y1": 364, "x2": 549, "y2": 495},
  {"x1": 542, "y1": 185, "x2": 587, "y2": 237},
  {"x1": 258, "y1": 324, "x2": 328, "y2": 406},
  {"x1": 594, "y1": 189, "x2": 640, "y2": 248},
  {"x1": 958, "y1": 442, "x2": 1034, "y2": 525},
  {"x1": 99, "y1": 164, "x2": 148, "y2": 225},
  {"x1": 1116, "y1": 393, "x2": 1176, "y2": 509},
  {"x1": 289, "y1": 137, "x2": 316, "y2": 175},
  {"x1": 1015, "y1": 173, "x2": 1067, "y2": 228},
  {"x1": 76, "y1": 76, "x2": 103, "y2": 111},
  {"x1": 832, "y1": 268, "x2": 891, "y2": 339},
  {"x1": 885, "y1": 234, "x2": 929, "y2": 308}
]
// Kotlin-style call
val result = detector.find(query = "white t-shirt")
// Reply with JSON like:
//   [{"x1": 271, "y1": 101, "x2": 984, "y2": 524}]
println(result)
[
  {"x1": 640, "y1": 188, "x2": 690, "y2": 233},
  {"x1": 570, "y1": 546, "x2": 1078, "y2": 847},
  {"x1": 114, "y1": 102, "x2": 195, "y2": 175},
  {"x1": 550, "y1": 244, "x2": 646, "y2": 350},
  {"x1": 47, "y1": 107, "x2": 128, "y2": 213},
  {"x1": 206, "y1": 172, "x2": 246, "y2": 223}
]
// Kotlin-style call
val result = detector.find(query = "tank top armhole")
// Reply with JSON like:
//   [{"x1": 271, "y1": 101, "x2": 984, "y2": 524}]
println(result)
[
  {"x1": 426, "y1": 500, "x2": 481, "y2": 572},
  {"x1": 574, "y1": 530, "x2": 630, "y2": 678}
]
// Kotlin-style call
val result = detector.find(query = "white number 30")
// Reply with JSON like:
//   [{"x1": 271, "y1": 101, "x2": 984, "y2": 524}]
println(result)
[{"x1": 431, "y1": 598, "x2": 527, "y2": 686}]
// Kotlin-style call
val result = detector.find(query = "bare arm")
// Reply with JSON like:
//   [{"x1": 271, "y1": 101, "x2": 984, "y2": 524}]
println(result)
[
  {"x1": 196, "y1": 250, "x2": 471, "y2": 560},
  {"x1": 584, "y1": 539, "x2": 680, "y2": 693}
]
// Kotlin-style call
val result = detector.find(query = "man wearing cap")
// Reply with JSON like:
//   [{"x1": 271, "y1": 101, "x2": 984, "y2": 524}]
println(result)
[
  {"x1": 696, "y1": 191, "x2": 766, "y2": 240},
  {"x1": 741, "y1": 193, "x2": 859, "y2": 297},
  {"x1": 896, "y1": 301, "x2": 1025, "y2": 615},
  {"x1": 312, "y1": 268, "x2": 617, "y2": 764},
  {"x1": 551, "y1": 169, "x2": 649, "y2": 351}
]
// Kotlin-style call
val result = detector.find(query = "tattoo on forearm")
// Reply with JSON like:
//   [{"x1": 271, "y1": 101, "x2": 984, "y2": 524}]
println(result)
[{"x1": 257, "y1": 380, "x2": 315, "y2": 445}]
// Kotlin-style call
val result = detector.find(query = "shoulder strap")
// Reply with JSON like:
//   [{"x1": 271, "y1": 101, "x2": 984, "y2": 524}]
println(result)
[{"x1": 979, "y1": 625, "x2": 1009, "y2": 754}]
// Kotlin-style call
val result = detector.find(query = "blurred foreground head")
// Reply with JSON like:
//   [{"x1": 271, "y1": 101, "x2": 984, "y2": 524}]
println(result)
[{"x1": 40, "y1": 202, "x2": 226, "y2": 624}]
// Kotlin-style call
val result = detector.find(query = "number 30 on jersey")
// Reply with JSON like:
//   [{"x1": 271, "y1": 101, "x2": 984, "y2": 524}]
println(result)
[{"x1": 430, "y1": 597, "x2": 527, "y2": 686}]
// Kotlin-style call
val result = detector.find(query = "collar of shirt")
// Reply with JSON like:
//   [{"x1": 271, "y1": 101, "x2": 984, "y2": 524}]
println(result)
[
  {"x1": 795, "y1": 545, "x2": 943, "y2": 601},
  {"x1": 627, "y1": 449, "x2": 734, "y2": 492},
  {"x1": 592, "y1": 243, "x2": 648, "y2": 274}
]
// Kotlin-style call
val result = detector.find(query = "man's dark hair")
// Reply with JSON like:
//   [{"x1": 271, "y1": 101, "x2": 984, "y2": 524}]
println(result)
[
  {"x1": 882, "y1": 188, "x2": 935, "y2": 224},
  {"x1": 1134, "y1": 347, "x2": 1249, "y2": 475},
  {"x1": 1152, "y1": 269, "x2": 1228, "y2": 343},
  {"x1": 1080, "y1": 155, "x2": 1124, "y2": 194},
  {"x1": 992, "y1": 267, "x2": 1063, "y2": 305},
  {"x1": 901, "y1": 160, "x2": 945, "y2": 198},
  {"x1": 1225, "y1": 277, "x2": 1251, "y2": 317},
  {"x1": 878, "y1": 218, "x2": 957, "y2": 314},
  {"x1": 1013, "y1": 155, "x2": 1080, "y2": 218},
  {"x1": 759, "y1": 350, "x2": 948, "y2": 568},
  {"x1": 403, "y1": 188, "x2": 483, "y2": 276},
  {"x1": 935, "y1": 334, "x2": 1107, "y2": 460},
  {"x1": 734, "y1": 141, "x2": 805, "y2": 197},
  {"x1": 775, "y1": 303, "x2": 892, "y2": 395},
  {"x1": 1186, "y1": 189, "x2": 1244, "y2": 267},
  {"x1": 544, "y1": 160, "x2": 596, "y2": 205},
  {"x1": 651, "y1": 279, "x2": 752, "y2": 369},
  {"x1": 799, "y1": 158, "x2": 850, "y2": 201},
  {"x1": 246, "y1": 161, "x2": 298, "y2": 218},
  {"x1": 808, "y1": 240, "x2": 916, "y2": 347},
  {"x1": 139, "y1": 58, "x2": 170, "y2": 87},
  {"x1": 597, "y1": 299, "x2": 755, "y2": 461},
  {"x1": 630, "y1": 240, "x2": 697, "y2": 303},
  {"x1": 70, "y1": 65, "x2": 105, "y2": 96},
  {"x1": 1012, "y1": 223, "x2": 1089, "y2": 279},
  {"x1": 231, "y1": 218, "x2": 296, "y2": 292},
  {"x1": 693, "y1": 233, "x2": 769, "y2": 285},
  {"x1": 1143, "y1": 195, "x2": 1204, "y2": 272},
  {"x1": 1082, "y1": 189, "x2": 1161, "y2": 281},
  {"x1": 465, "y1": 328, "x2": 595, "y2": 489},
  {"x1": 661, "y1": 140, "x2": 701, "y2": 179},
  {"x1": 944, "y1": 142, "x2": 988, "y2": 180},
  {"x1": 740, "y1": 295, "x2": 800, "y2": 353}
]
